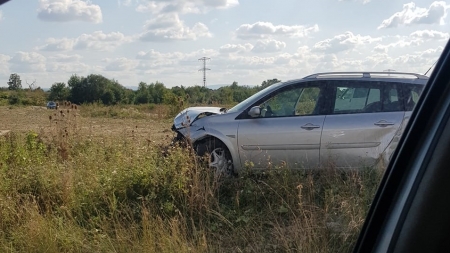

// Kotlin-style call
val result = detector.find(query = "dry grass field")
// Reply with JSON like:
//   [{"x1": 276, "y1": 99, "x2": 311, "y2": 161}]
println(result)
[
  {"x1": 0, "y1": 104, "x2": 383, "y2": 253},
  {"x1": 0, "y1": 104, "x2": 173, "y2": 143}
]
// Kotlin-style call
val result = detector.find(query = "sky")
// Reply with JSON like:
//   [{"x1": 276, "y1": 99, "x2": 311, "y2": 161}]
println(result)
[{"x1": 0, "y1": 0, "x2": 449, "y2": 89}]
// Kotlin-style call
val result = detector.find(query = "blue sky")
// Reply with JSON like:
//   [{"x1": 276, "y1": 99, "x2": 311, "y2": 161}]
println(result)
[{"x1": 0, "y1": 0, "x2": 449, "y2": 89}]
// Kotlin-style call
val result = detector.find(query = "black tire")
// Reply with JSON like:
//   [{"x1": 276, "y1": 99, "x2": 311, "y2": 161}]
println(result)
[{"x1": 195, "y1": 138, "x2": 235, "y2": 177}]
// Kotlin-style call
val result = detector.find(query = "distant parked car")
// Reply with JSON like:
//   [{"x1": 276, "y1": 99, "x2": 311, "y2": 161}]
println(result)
[
  {"x1": 47, "y1": 101, "x2": 57, "y2": 109},
  {"x1": 172, "y1": 72, "x2": 428, "y2": 175}
]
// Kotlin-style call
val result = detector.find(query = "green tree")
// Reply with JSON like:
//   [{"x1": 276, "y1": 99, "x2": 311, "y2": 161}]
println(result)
[
  {"x1": 67, "y1": 74, "x2": 127, "y2": 105},
  {"x1": 67, "y1": 74, "x2": 84, "y2": 104},
  {"x1": 260, "y1": 78, "x2": 281, "y2": 89},
  {"x1": 152, "y1": 82, "x2": 166, "y2": 104},
  {"x1": 101, "y1": 89, "x2": 115, "y2": 105},
  {"x1": 218, "y1": 87, "x2": 233, "y2": 104},
  {"x1": 109, "y1": 79, "x2": 125, "y2": 104},
  {"x1": 49, "y1": 82, "x2": 69, "y2": 101},
  {"x1": 135, "y1": 82, "x2": 150, "y2": 104},
  {"x1": 7, "y1": 73, "x2": 22, "y2": 90}
]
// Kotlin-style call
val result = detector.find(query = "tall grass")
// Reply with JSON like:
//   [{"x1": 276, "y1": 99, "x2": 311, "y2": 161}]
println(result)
[{"x1": 0, "y1": 105, "x2": 384, "y2": 252}]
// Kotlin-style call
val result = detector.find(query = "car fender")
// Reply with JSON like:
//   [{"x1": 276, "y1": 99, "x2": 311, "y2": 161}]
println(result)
[{"x1": 182, "y1": 124, "x2": 241, "y2": 171}]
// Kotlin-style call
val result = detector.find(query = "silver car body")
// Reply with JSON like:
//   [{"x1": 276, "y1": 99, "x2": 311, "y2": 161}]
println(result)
[{"x1": 172, "y1": 72, "x2": 428, "y2": 172}]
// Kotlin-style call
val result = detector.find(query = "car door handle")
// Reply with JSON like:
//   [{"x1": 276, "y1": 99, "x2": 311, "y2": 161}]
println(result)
[
  {"x1": 374, "y1": 120, "x2": 395, "y2": 127},
  {"x1": 301, "y1": 123, "x2": 321, "y2": 130}
]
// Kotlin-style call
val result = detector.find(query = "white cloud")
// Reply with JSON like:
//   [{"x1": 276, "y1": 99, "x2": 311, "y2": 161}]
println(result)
[
  {"x1": 118, "y1": 0, "x2": 133, "y2": 7},
  {"x1": 373, "y1": 38, "x2": 423, "y2": 53},
  {"x1": 137, "y1": 49, "x2": 183, "y2": 61},
  {"x1": 219, "y1": 43, "x2": 253, "y2": 53},
  {"x1": 319, "y1": 48, "x2": 442, "y2": 74},
  {"x1": 38, "y1": 38, "x2": 74, "y2": 51},
  {"x1": 47, "y1": 62, "x2": 89, "y2": 73},
  {"x1": 9, "y1": 52, "x2": 47, "y2": 73},
  {"x1": 252, "y1": 39, "x2": 286, "y2": 53},
  {"x1": 49, "y1": 54, "x2": 82, "y2": 62},
  {"x1": 37, "y1": 31, "x2": 133, "y2": 51},
  {"x1": 135, "y1": 0, "x2": 238, "y2": 14},
  {"x1": 46, "y1": 53, "x2": 88, "y2": 73},
  {"x1": 410, "y1": 30, "x2": 450, "y2": 40},
  {"x1": 104, "y1": 58, "x2": 138, "y2": 71},
  {"x1": 392, "y1": 48, "x2": 443, "y2": 68},
  {"x1": 313, "y1": 32, "x2": 382, "y2": 53},
  {"x1": 208, "y1": 44, "x2": 442, "y2": 81},
  {"x1": 235, "y1": 22, "x2": 319, "y2": 39},
  {"x1": 136, "y1": 50, "x2": 185, "y2": 70},
  {"x1": 133, "y1": 49, "x2": 222, "y2": 77},
  {"x1": 37, "y1": 0, "x2": 102, "y2": 23},
  {"x1": 314, "y1": 54, "x2": 340, "y2": 72},
  {"x1": 139, "y1": 14, "x2": 212, "y2": 42},
  {"x1": 0, "y1": 10, "x2": 3, "y2": 23},
  {"x1": 74, "y1": 31, "x2": 134, "y2": 50},
  {"x1": 419, "y1": 46, "x2": 444, "y2": 58},
  {"x1": 338, "y1": 0, "x2": 371, "y2": 4},
  {"x1": 372, "y1": 31, "x2": 447, "y2": 53},
  {"x1": 143, "y1": 13, "x2": 180, "y2": 30},
  {"x1": 378, "y1": 1, "x2": 450, "y2": 29}
]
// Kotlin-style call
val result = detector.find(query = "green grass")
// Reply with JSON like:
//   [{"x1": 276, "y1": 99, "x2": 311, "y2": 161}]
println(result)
[{"x1": 0, "y1": 105, "x2": 384, "y2": 252}]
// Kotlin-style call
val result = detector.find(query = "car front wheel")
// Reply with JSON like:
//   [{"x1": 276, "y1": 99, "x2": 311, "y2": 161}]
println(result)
[{"x1": 195, "y1": 138, "x2": 234, "y2": 177}]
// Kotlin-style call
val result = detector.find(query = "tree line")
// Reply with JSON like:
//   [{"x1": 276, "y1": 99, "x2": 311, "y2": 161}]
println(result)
[{"x1": 4, "y1": 73, "x2": 281, "y2": 106}]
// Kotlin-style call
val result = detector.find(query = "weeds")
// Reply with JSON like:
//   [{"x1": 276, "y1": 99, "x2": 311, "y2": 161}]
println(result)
[{"x1": 0, "y1": 105, "x2": 384, "y2": 252}]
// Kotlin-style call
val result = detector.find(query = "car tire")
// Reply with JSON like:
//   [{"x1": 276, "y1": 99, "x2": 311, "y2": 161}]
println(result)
[{"x1": 195, "y1": 138, "x2": 235, "y2": 177}]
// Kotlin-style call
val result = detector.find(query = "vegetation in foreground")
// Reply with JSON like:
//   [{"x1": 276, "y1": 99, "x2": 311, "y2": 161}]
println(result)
[{"x1": 0, "y1": 105, "x2": 383, "y2": 252}]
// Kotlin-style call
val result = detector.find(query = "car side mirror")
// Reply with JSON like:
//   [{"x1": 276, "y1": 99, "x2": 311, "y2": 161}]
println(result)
[{"x1": 248, "y1": 106, "x2": 261, "y2": 118}]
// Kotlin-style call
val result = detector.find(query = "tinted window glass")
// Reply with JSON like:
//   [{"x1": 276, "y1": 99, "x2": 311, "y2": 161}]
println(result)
[
  {"x1": 332, "y1": 81, "x2": 404, "y2": 114},
  {"x1": 383, "y1": 85, "x2": 402, "y2": 112},
  {"x1": 334, "y1": 86, "x2": 381, "y2": 113},
  {"x1": 404, "y1": 84, "x2": 425, "y2": 111},
  {"x1": 295, "y1": 87, "x2": 321, "y2": 115},
  {"x1": 258, "y1": 85, "x2": 322, "y2": 117}
]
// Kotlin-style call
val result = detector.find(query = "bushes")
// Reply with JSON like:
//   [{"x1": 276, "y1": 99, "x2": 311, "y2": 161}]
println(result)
[{"x1": 5, "y1": 90, "x2": 47, "y2": 106}]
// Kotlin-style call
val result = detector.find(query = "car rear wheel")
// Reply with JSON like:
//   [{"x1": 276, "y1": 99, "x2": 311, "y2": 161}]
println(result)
[{"x1": 195, "y1": 138, "x2": 234, "y2": 177}]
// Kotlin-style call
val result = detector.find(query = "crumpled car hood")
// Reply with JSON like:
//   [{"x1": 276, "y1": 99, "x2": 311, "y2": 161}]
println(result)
[{"x1": 173, "y1": 106, "x2": 226, "y2": 130}]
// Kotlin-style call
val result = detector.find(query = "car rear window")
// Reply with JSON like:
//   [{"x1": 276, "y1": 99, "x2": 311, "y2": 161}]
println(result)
[
  {"x1": 403, "y1": 84, "x2": 425, "y2": 111},
  {"x1": 331, "y1": 81, "x2": 408, "y2": 114}
]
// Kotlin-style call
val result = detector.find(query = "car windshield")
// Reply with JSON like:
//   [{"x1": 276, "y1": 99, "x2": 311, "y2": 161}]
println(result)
[{"x1": 227, "y1": 81, "x2": 285, "y2": 113}]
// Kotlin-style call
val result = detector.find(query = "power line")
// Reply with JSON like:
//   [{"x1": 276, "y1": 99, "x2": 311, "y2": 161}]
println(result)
[{"x1": 198, "y1": 57, "x2": 210, "y2": 87}]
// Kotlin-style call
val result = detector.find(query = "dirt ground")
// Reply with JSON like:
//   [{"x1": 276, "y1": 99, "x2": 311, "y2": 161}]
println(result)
[{"x1": 0, "y1": 106, "x2": 174, "y2": 144}]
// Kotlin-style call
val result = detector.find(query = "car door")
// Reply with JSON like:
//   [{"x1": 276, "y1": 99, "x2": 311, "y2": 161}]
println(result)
[
  {"x1": 320, "y1": 81, "x2": 405, "y2": 168},
  {"x1": 237, "y1": 82, "x2": 326, "y2": 170}
]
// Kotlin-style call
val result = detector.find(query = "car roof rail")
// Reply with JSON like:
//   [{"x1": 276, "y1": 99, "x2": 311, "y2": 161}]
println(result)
[{"x1": 303, "y1": 71, "x2": 429, "y2": 80}]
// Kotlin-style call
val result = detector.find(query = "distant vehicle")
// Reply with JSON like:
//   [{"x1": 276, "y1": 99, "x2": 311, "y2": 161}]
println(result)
[
  {"x1": 46, "y1": 101, "x2": 57, "y2": 109},
  {"x1": 172, "y1": 71, "x2": 428, "y2": 175}
]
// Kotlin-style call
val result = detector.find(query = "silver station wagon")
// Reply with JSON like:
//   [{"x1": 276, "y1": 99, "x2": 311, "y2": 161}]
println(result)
[{"x1": 172, "y1": 72, "x2": 428, "y2": 175}]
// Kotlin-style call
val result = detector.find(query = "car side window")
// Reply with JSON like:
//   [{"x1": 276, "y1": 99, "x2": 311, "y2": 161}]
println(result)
[
  {"x1": 295, "y1": 87, "x2": 321, "y2": 116},
  {"x1": 258, "y1": 85, "x2": 321, "y2": 117},
  {"x1": 333, "y1": 82, "x2": 406, "y2": 114},
  {"x1": 404, "y1": 85, "x2": 424, "y2": 111},
  {"x1": 382, "y1": 85, "x2": 403, "y2": 112},
  {"x1": 334, "y1": 86, "x2": 381, "y2": 114}
]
